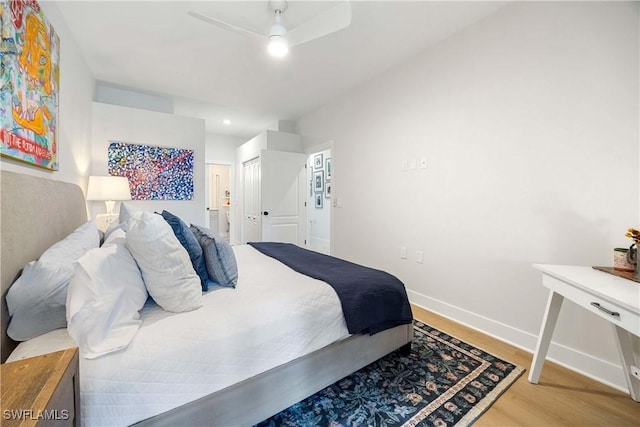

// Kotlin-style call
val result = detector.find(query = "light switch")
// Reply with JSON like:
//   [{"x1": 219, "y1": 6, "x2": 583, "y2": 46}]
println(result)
[
  {"x1": 400, "y1": 247, "x2": 407, "y2": 259},
  {"x1": 409, "y1": 159, "x2": 417, "y2": 170},
  {"x1": 416, "y1": 251, "x2": 424, "y2": 264},
  {"x1": 401, "y1": 160, "x2": 408, "y2": 172}
]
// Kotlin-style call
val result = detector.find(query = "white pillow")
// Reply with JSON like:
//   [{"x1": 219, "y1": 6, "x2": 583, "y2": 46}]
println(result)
[
  {"x1": 126, "y1": 211, "x2": 202, "y2": 312},
  {"x1": 7, "y1": 261, "x2": 74, "y2": 341},
  {"x1": 66, "y1": 229, "x2": 148, "y2": 359},
  {"x1": 118, "y1": 202, "x2": 140, "y2": 226},
  {"x1": 39, "y1": 220, "x2": 101, "y2": 264},
  {"x1": 6, "y1": 221, "x2": 101, "y2": 341}
]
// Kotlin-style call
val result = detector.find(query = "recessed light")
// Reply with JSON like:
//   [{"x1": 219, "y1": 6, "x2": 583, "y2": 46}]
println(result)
[{"x1": 223, "y1": 119, "x2": 231, "y2": 126}]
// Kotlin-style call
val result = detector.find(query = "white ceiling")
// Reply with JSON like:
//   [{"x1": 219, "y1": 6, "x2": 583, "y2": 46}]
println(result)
[{"x1": 55, "y1": 1, "x2": 506, "y2": 138}]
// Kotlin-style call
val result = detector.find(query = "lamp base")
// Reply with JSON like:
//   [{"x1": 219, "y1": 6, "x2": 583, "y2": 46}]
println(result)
[
  {"x1": 95, "y1": 213, "x2": 119, "y2": 233},
  {"x1": 105, "y1": 200, "x2": 116, "y2": 216}
]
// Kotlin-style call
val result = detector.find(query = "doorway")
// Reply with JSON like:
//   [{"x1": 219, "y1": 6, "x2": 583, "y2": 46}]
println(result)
[
  {"x1": 307, "y1": 148, "x2": 331, "y2": 254},
  {"x1": 241, "y1": 151, "x2": 307, "y2": 245},
  {"x1": 207, "y1": 164, "x2": 231, "y2": 240}
]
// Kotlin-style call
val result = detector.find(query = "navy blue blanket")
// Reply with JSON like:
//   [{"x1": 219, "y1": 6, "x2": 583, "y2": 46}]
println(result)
[{"x1": 248, "y1": 242, "x2": 412, "y2": 335}]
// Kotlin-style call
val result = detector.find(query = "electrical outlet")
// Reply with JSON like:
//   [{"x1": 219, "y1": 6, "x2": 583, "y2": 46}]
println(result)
[
  {"x1": 409, "y1": 159, "x2": 417, "y2": 170},
  {"x1": 420, "y1": 158, "x2": 427, "y2": 169},
  {"x1": 631, "y1": 365, "x2": 640, "y2": 380},
  {"x1": 416, "y1": 251, "x2": 424, "y2": 264},
  {"x1": 401, "y1": 160, "x2": 408, "y2": 172}
]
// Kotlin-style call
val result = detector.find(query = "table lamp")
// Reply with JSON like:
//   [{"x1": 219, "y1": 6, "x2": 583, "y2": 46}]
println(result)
[{"x1": 86, "y1": 176, "x2": 131, "y2": 215}]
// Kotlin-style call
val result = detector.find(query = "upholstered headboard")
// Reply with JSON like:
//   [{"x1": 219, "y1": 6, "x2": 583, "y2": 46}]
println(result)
[{"x1": 1, "y1": 170, "x2": 87, "y2": 362}]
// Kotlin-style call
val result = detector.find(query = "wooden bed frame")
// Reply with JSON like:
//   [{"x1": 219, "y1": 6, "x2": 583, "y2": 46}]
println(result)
[{"x1": 0, "y1": 170, "x2": 413, "y2": 426}]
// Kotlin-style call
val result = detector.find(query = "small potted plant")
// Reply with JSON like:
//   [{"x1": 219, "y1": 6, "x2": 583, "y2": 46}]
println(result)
[{"x1": 625, "y1": 228, "x2": 640, "y2": 278}]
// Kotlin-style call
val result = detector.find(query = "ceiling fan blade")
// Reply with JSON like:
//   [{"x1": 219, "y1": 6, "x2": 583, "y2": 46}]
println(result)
[
  {"x1": 287, "y1": 1, "x2": 352, "y2": 47},
  {"x1": 188, "y1": 10, "x2": 266, "y2": 41}
]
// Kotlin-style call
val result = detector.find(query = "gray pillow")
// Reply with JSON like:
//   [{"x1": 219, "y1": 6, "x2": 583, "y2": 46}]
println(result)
[
  {"x1": 161, "y1": 210, "x2": 211, "y2": 291},
  {"x1": 190, "y1": 224, "x2": 238, "y2": 288}
]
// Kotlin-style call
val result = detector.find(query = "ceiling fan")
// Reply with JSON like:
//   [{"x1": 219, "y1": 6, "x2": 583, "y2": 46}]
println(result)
[{"x1": 188, "y1": 0, "x2": 352, "y2": 58}]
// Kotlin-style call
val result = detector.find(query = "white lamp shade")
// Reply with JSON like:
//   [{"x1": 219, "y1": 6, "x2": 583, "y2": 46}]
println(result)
[{"x1": 86, "y1": 176, "x2": 132, "y2": 201}]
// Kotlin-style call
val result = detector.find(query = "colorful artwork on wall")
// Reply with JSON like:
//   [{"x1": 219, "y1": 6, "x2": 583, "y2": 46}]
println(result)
[
  {"x1": 0, "y1": 0, "x2": 60, "y2": 170},
  {"x1": 108, "y1": 141, "x2": 194, "y2": 200}
]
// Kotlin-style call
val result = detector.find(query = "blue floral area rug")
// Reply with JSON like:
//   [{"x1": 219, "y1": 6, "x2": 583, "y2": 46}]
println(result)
[{"x1": 256, "y1": 320, "x2": 524, "y2": 427}]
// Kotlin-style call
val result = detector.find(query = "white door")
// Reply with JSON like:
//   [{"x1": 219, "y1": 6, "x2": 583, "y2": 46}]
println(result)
[
  {"x1": 260, "y1": 150, "x2": 307, "y2": 245},
  {"x1": 242, "y1": 157, "x2": 261, "y2": 243}
]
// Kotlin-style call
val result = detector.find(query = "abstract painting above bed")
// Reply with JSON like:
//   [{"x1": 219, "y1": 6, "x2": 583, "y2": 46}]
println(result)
[{"x1": 107, "y1": 141, "x2": 194, "y2": 200}]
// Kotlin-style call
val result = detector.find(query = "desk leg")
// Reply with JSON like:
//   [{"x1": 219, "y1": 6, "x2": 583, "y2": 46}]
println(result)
[
  {"x1": 612, "y1": 324, "x2": 640, "y2": 402},
  {"x1": 528, "y1": 291, "x2": 564, "y2": 384}
]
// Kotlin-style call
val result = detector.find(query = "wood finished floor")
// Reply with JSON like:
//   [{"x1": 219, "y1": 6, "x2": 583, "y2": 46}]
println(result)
[{"x1": 411, "y1": 305, "x2": 640, "y2": 426}]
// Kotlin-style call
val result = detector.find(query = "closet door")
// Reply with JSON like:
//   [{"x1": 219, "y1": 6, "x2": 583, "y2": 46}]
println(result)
[{"x1": 242, "y1": 158, "x2": 261, "y2": 243}]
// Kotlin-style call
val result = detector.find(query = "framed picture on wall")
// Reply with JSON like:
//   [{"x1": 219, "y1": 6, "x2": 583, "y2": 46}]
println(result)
[
  {"x1": 314, "y1": 170, "x2": 324, "y2": 192},
  {"x1": 314, "y1": 153, "x2": 323, "y2": 170},
  {"x1": 0, "y1": 1, "x2": 60, "y2": 170},
  {"x1": 325, "y1": 183, "x2": 331, "y2": 198},
  {"x1": 315, "y1": 193, "x2": 323, "y2": 208},
  {"x1": 325, "y1": 158, "x2": 332, "y2": 181},
  {"x1": 108, "y1": 141, "x2": 194, "y2": 200}
]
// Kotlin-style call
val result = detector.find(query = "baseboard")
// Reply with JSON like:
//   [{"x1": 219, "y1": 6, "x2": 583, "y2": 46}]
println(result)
[{"x1": 407, "y1": 289, "x2": 629, "y2": 394}]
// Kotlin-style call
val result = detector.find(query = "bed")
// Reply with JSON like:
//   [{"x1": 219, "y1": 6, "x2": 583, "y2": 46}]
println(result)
[{"x1": 1, "y1": 170, "x2": 413, "y2": 426}]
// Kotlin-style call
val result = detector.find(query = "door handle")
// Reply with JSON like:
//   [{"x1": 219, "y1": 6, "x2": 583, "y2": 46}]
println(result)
[{"x1": 263, "y1": 211, "x2": 269, "y2": 216}]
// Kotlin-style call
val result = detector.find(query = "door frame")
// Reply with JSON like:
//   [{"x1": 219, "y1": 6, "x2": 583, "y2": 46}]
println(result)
[
  {"x1": 205, "y1": 161, "x2": 234, "y2": 239},
  {"x1": 305, "y1": 140, "x2": 334, "y2": 254}
]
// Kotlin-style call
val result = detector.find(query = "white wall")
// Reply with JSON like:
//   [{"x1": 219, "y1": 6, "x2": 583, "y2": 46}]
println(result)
[
  {"x1": 0, "y1": 2, "x2": 94, "y2": 190},
  {"x1": 297, "y1": 1, "x2": 639, "y2": 391},
  {"x1": 96, "y1": 82, "x2": 173, "y2": 114},
  {"x1": 205, "y1": 132, "x2": 245, "y2": 164},
  {"x1": 236, "y1": 130, "x2": 303, "y2": 165},
  {"x1": 90, "y1": 102, "x2": 207, "y2": 226}
]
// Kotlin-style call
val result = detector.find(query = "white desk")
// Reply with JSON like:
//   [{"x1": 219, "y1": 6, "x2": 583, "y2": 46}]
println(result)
[{"x1": 529, "y1": 264, "x2": 640, "y2": 401}]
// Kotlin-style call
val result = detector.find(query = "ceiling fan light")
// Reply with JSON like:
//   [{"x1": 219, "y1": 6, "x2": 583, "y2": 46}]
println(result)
[{"x1": 268, "y1": 35, "x2": 288, "y2": 58}]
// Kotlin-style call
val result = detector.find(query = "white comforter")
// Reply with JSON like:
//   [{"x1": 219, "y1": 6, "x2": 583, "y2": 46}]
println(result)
[{"x1": 8, "y1": 245, "x2": 349, "y2": 426}]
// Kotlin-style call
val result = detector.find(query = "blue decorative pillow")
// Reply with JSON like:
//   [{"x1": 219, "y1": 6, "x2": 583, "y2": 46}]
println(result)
[
  {"x1": 190, "y1": 224, "x2": 238, "y2": 288},
  {"x1": 160, "y1": 211, "x2": 211, "y2": 291}
]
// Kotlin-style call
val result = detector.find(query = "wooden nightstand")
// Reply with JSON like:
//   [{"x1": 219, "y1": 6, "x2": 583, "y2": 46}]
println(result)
[{"x1": 1, "y1": 348, "x2": 80, "y2": 426}]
